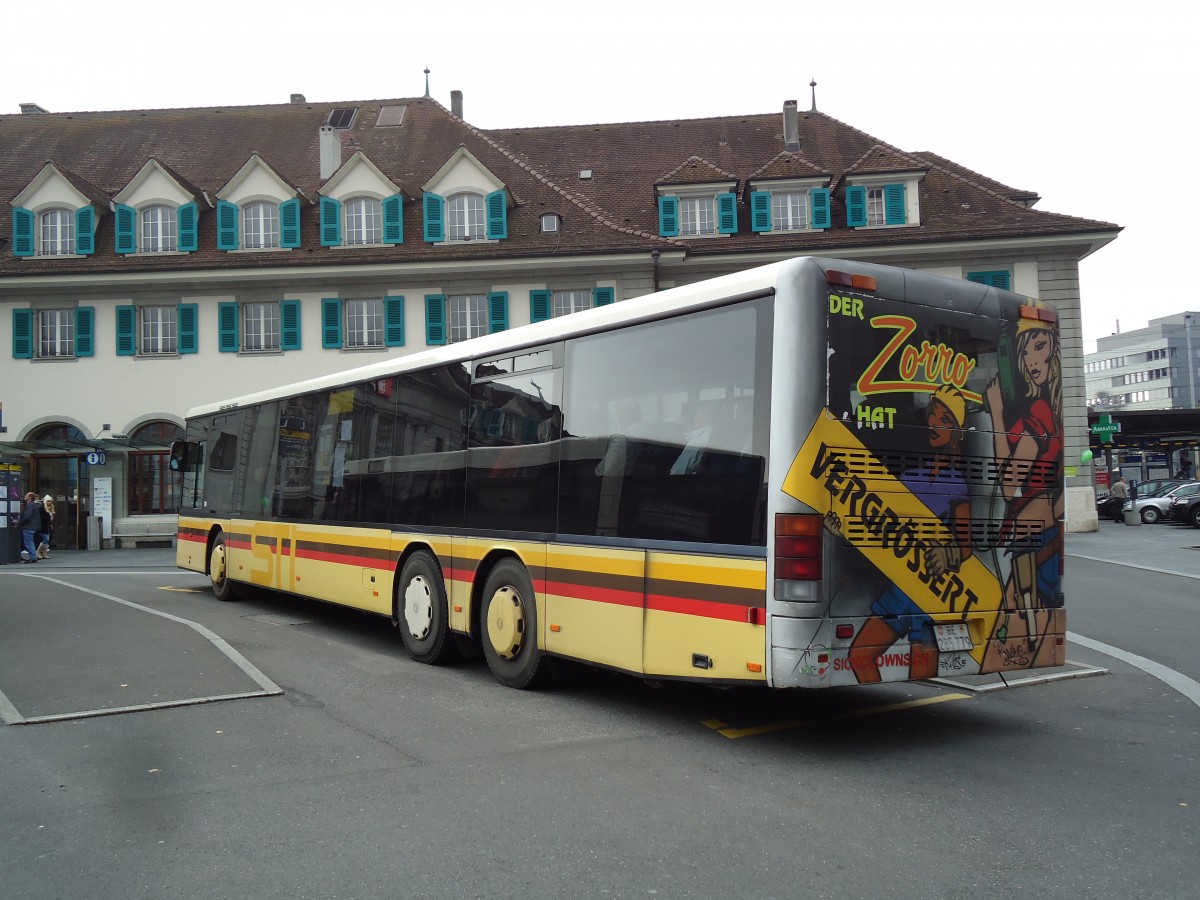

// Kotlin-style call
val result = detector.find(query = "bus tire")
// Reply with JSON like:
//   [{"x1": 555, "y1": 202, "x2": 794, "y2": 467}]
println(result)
[
  {"x1": 480, "y1": 559, "x2": 548, "y2": 690},
  {"x1": 208, "y1": 532, "x2": 244, "y2": 602},
  {"x1": 397, "y1": 551, "x2": 455, "y2": 665}
]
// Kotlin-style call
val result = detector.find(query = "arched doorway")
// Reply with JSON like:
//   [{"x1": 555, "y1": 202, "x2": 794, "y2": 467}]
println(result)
[
  {"x1": 29, "y1": 423, "x2": 87, "y2": 550},
  {"x1": 127, "y1": 421, "x2": 184, "y2": 516}
]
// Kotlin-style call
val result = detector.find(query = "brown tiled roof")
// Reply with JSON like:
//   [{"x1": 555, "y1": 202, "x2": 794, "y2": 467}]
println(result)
[
  {"x1": 0, "y1": 97, "x2": 1118, "y2": 274},
  {"x1": 656, "y1": 156, "x2": 740, "y2": 187},
  {"x1": 843, "y1": 144, "x2": 930, "y2": 177},
  {"x1": 746, "y1": 152, "x2": 830, "y2": 182}
]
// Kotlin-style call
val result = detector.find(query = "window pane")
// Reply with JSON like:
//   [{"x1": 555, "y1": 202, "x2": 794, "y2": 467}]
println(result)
[
  {"x1": 344, "y1": 198, "x2": 382, "y2": 245},
  {"x1": 561, "y1": 300, "x2": 772, "y2": 545},
  {"x1": 243, "y1": 202, "x2": 280, "y2": 249},
  {"x1": 867, "y1": 188, "x2": 885, "y2": 226},
  {"x1": 141, "y1": 205, "x2": 177, "y2": 252},
  {"x1": 447, "y1": 194, "x2": 485, "y2": 241},
  {"x1": 39, "y1": 208, "x2": 75, "y2": 256},
  {"x1": 448, "y1": 295, "x2": 487, "y2": 343},
  {"x1": 552, "y1": 290, "x2": 591, "y2": 317},
  {"x1": 680, "y1": 197, "x2": 716, "y2": 235},
  {"x1": 243, "y1": 302, "x2": 281, "y2": 351},
  {"x1": 771, "y1": 191, "x2": 808, "y2": 231},
  {"x1": 345, "y1": 299, "x2": 383, "y2": 348},
  {"x1": 140, "y1": 305, "x2": 178, "y2": 354},
  {"x1": 38, "y1": 309, "x2": 74, "y2": 358}
]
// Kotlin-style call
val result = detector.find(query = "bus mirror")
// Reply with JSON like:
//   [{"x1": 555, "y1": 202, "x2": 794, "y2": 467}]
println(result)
[{"x1": 169, "y1": 440, "x2": 188, "y2": 473}]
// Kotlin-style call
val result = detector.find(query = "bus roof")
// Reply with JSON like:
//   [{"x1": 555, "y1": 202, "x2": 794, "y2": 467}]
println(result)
[{"x1": 184, "y1": 256, "x2": 1016, "y2": 418}]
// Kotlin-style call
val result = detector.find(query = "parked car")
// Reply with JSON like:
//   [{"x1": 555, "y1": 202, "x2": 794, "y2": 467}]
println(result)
[
  {"x1": 1097, "y1": 480, "x2": 1184, "y2": 521},
  {"x1": 1167, "y1": 490, "x2": 1200, "y2": 527},
  {"x1": 1125, "y1": 480, "x2": 1200, "y2": 524}
]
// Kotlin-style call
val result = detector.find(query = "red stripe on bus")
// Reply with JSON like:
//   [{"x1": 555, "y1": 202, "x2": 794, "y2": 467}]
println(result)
[
  {"x1": 539, "y1": 579, "x2": 643, "y2": 609},
  {"x1": 294, "y1": 547, "x2": 391, "y2": 569},
  {"x1": 647, "y1": 593, "x2": 755, "y2": 623},
  {"x1": 179, "y1": 531, "x2": 206, "y2": 544}
]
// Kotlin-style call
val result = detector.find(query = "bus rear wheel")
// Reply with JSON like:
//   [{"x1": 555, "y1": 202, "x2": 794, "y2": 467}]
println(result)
[
  {"x1": 208, "y1": 533, "x2": 244, "y2": 601},
  {"x1": 397, "y1": 551, "x2": 455, "y2": 665},
  {"x1": 480, "y1": 559, "x2": 548, "y2": 689}
]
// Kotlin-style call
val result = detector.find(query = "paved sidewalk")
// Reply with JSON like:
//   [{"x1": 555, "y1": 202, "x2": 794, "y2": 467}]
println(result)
[{"x1": 1, "y1": 546, "x2": 178, "y2": 570}]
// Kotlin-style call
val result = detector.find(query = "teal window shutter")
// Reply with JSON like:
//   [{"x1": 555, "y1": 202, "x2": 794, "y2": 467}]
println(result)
[
  {"x1": 846, "y1": 186, "x2": 867, "y2": 227},
  {"x1": 178, "y1": 303, "x2": 198, "y2": 354},
  {"x1": 486, "y1": 190, "x2": 507, "y2": 240},
  {"x1": 884, "y1": 183, "x2": 906, "y2": 224},
  {"x1": 177, "y1": 202, "x2": 198, "y2": 251},
  {"x1": 658, "y1": 195, "x2": 679, "y2": 237},
  {"x1": 12, "y1": 208, "x2": 34, "y2": 257},
  {"x1": 280, "y1": 300, "x2": 302, "y2": 350},
  {"x1": 321, "y1": 298, "x2": 342, "y2": 348},
  {"x1": 12, "y1": 308, "x2": 34, "y2": 358},
  {"x1": 717, "y1": 193, "x2": 738, "y2": 234},
  {"x1": 529, "y1": 290, "x2": 552, "y2": 322},
  {"x1": 488, "y1": 291, "x2": 509, "y2": 333},
  {"x1": 217, "y1": 200, "x2": 239, "y2": 250},
  {"x1": 218, "y1": 302, "x2": 240, "y2": 352},
  {"x1": 425, "y1": 294, "x2": 446, "y2": 345},
  {"x1": 280, "y1": 199, "x2": 301, "y2": 248},
  {"x1": 319, "y1": 197, "x2": 341, "y2": 247},
  {"x1": 423, "y1": 193, "x2": 445, "y2": 242},
  {"x1": 384, "y1": 295, "x2": 405, "y2": 346},
  {"x1": 75, "y1": 307, "x2": 95, "y2": 357},
  {"x1": 383, "y1": 194, "x2": 404, "y2": 245},
  {"x1": 967, "y1": 271, "x2": 1011, "y2": 290},
  {"x1": 593, "y1": 286, "x2": 615, "y2": 307},
  {"x1": 811, "y1": 189, "x2": 831, "y2": 230},
  {"x1": 116, "y1": 305, "x2": 137, "y2": 356},
  {"x1": 115, "y1": 204, "x2": 137, "y2": 254},
  {"x1": 75, "y1": 206, "x2": 95, "y2": 255},
  {"x1": 750, "y1": 191, "x2": 772, "y2": 233}
]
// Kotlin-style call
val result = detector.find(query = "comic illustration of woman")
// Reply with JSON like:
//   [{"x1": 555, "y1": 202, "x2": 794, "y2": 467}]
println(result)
[
  {"x1": 985, "y1": 315, "x2": 1064, "y2": 617},
  {"x1": 833, "y1": 385, "x2": 974, "y2": 683}
]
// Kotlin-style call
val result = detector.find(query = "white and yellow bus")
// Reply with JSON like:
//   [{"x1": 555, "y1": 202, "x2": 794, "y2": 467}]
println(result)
[{"x1": 173, "y1": 257, "x2": 1066, "y2": 689}]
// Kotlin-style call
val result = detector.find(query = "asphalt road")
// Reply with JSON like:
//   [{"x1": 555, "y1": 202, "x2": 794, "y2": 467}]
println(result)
[{"x1": 1, "y1": 524, "x2": 1197, "y2": 900}]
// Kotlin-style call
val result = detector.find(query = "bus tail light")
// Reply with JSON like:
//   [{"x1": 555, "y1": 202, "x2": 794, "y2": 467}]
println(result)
[
  {"x1": 775, "y1": 514, "x2": 823, "y2": 583},
  {"x1": 826, "y1": 269, "x2": 877, "y2": 292}
]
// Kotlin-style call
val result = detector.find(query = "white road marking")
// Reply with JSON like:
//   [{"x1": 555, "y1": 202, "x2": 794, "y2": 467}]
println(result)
[{"x1": 1069, "y1": 632, "x2": 1200, "y2": 710}]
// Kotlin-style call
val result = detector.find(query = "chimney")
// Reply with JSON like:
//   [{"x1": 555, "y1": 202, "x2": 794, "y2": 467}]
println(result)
[
  {"x1": 20, "y1": 102, "x2": 49, "y2": 115},
  {"x1": 290, "y1": 93, "x2": 306, "y2": 104},
  {"x1": 782, "y1": 100, "x2": 799, "y2": 151},
  {"x1": 319, "y1": 125, "x2": 342, "y2": 179},
  {"x1": 451, "y1": 90, "x2": 463, "y2": 119}
]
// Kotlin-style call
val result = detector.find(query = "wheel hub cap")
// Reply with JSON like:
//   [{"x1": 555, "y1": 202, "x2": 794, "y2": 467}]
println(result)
[
  {"x1": 486, "y1": 586, "x2": 525, "y2": 660},
  {"x1": 403, "y1": 576, "x2": 433, "y2": 639}
]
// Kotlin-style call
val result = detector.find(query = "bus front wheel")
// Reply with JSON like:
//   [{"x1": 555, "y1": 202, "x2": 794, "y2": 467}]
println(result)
[
  {"x1": 397, "y1": 551, "x2": 454, "y2": 665},
  {"x1": 480, "y1": 559, "x2": 548, "y2": 690},
  {"x1": 209, "y1": 533, "x2": 243, "y2": 602}
]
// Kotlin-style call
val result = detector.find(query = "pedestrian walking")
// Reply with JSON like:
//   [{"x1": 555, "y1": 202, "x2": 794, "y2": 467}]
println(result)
[
  {"x1": 38, "y1": 494, "x2": 55, "y2": 558},
  {"x1": 18, "y1": 492, "x2": 41, "y2": 563}
]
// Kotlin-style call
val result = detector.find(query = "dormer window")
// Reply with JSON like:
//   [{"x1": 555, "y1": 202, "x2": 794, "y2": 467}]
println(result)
[
  {"x1": 140, "y1": 205, "x2": 177, "y2": 252},
  {"x1": 447, "y1": 193, "x2": 486, "y2": 242},
  {"x1": 657, "y1": 190, "x2": 737, "y2": 238},
  {"x1": 845, "y1": 179, "x2": 918, "y2": 228},
  {"x1": 748, "y1": 180, "x2": 831, "y2": 234},
  {"x1": 242, "y1": 201, "x2": 280, "y2": 249},
  {"x1": 344, "y1": 197, "x2": 383, "y2": 245},
  {"x1": 39, "y1": 208, "x2": 75, "y2": 255}
]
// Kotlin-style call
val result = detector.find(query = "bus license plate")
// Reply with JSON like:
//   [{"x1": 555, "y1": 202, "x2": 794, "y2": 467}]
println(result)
[{"x1": 933, "y1": 623, "x2": 973, "y2": 652}]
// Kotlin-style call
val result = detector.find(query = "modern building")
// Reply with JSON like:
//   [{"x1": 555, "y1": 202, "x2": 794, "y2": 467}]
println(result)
[
  {"x1": 1085, "y1": 312, "x2": 1200, "y2": 411},
  {"x1": 1, "y1": 91, "x2": 1120, "y2": 549}
]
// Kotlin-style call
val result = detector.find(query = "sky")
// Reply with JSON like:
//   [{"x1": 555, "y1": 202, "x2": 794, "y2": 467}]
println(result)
[{"x1": 5, "y1": 0, "x2": 1192, "y2": 351}]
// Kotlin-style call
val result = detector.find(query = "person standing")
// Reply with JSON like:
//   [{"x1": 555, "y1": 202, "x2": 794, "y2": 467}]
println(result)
[
  {"x1": 18, "y1": 492, "x2": 41, "y2": 563},
  {"x1": 1106, "y1": 475, "x2": 1130, "y2": 522},
  {"x1": 38, "y1": 494, "x2": 55, "y2": 558}
]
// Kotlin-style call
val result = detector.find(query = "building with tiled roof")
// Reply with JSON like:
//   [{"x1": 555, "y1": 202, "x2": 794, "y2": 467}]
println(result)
[{"x1": 1, "y1": 92, "x2": 1118, "y2": 548}]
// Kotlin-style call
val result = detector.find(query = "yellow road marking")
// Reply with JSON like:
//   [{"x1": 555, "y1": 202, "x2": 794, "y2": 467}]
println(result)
[
  {"x1": 702, "y1": 692, "x2": 971, "y2": 739},
  {"x1": 837, "y1": 692, "x2": 971, "y2": 719}
]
